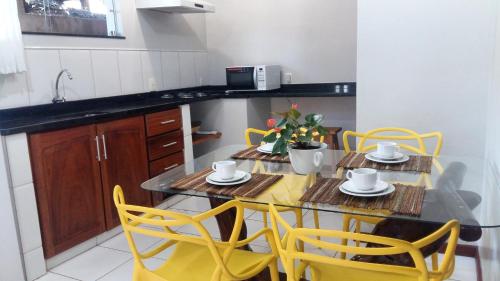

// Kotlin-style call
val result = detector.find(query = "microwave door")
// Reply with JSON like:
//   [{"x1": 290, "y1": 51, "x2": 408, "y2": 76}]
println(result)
[{"x1": 226, "y1": 67, "x2": 255, "y2": 90}]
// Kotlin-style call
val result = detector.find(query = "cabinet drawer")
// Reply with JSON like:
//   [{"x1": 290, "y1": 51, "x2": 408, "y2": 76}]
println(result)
[
  {"x1": 145, "y1": 108, "x2": 182, "y2": 137},
  {"x1": 147, "y1": 130, "x2": 184, "y2": 160},
  {"x1": 149, "y1": 151, "x2": 184, "y2": 177}
]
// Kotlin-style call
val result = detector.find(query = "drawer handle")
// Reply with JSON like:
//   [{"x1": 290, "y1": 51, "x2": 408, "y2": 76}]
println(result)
[
  {"x1": 160, "y1": 120, "x2": 175, "y2": 125},
  {"x1": 164, "y1": 164, "x2": 179, "y2": 171},
  {"x1": 162, "y1": 141, "x2": 177, "y2": 148}
]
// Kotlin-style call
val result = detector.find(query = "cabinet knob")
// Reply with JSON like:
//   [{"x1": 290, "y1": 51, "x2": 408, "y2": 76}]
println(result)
[
  {"x1": 160, "y1": 120, "x2": 175, "y2": 125},
  {"x1": 162, "y1": 142, "x2": 177, "y2": 148},
  {"x1": 164, "y1": 163, "x2": 179, "y2": 171}
]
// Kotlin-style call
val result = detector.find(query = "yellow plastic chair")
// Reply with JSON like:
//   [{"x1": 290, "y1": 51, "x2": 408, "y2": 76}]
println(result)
[
  {"x1": 342, "y1": 127, "x2": 443, "y2": 157},
  {"x1": 113, "y1": 185, "x2": 279, "y2": 281},
  {"x1": 244, "y1": 128, "x2": 322, "y2": 242},
  {"x1": 269, "y1": 204, "x2": 460, "y2": 281},
  {"x1": 340, "y1": 127, "x2": 445, "y2": 264}
]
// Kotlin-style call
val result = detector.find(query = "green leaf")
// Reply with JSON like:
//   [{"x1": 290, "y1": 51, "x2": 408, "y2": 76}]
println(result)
[
  {"x1": 276, "y1": 118, "x2": 287, "y2": 128},
  {"x1": 262, "y1": 132, "x2": 277, "y2": 143},
  {"x1": 289, "y1": 109, "x2": 301, "y2": 120},
  {"x1": 297, "y1": 135, "x2": 309, "y2": 143},
  {"x1": 305, "y1": 129, "x2": 313, "y2": 140},
  {"x1": 272, "y1": 138, "x2": 285, "y2": 155},
  {"x1": 317, "y1": 125, "x2": 328, "y2": 136},
  {"x1": 305, "y1": 113, "x2": 315, "y2": 123},
  {"x1": 280, "y1": 128, "x2": 293, "y2": 139}
]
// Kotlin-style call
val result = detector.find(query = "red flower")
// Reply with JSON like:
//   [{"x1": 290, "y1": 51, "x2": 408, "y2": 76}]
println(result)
[
  {"x1": 267, "y1": 118, "x2": 277, "y2": 128},
  {"x1": 274, "y1": 127, "x2": 282, "y2": 133},
  {"x1": 291, "y1": 103, "x2": 298, "y2": 110}
]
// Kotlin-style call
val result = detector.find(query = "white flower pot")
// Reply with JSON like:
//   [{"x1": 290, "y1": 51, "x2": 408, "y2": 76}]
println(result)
[{"x1": 288, "y1": 142, "x2": 327, "y2": 175}]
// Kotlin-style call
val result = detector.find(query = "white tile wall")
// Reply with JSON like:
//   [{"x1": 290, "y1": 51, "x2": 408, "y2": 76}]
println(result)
[
  {"x1": 25, "y1": 49, "x2": 62, "y2": 105},
  {"x1": 59, "y1": 50, "x2": 96, "y2": 101},
  {"x1": 24, "y1": 247, "x2": 46, "y2": 280},
  {"x1": 118, "y1": 51, "x2": 144, "y2": 95},
  {"x1": 178, "y1": 52, "x2": 197, "y2": 88},
  {"x1": 0, "y1": 72, "x2": 30, "y2": 109},
  {"x1": 1, "y1": 49, "x2": 206, "y2": 109},
  {"x1": 5, "y1": 133, "x2": 33, "y2": 187},
  {"x1": 91, "y1": 50, "x2": 122, "y2": 98},
  {"x1": 195, "y1": 52, "x2": 209, "y2": 86},
  {"x1": 14, "y1": 183, "x2": 42, "y2": 253},
  {"x1": 140, "y1": 51, "x2": 164, "y2": 92},
  {"x1": 161, "y1": 52, "x2": 181, "y2": 90}
]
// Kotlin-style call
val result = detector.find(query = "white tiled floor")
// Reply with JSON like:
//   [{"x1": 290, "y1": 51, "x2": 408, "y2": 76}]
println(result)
[{"x1": 35, "y1": 196, "x2": 478, "y2": 281}]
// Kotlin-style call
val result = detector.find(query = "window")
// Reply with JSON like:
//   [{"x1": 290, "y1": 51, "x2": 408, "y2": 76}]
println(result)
[{"x1": 18, "y1": 0, "x2": 124, "y2": 38}]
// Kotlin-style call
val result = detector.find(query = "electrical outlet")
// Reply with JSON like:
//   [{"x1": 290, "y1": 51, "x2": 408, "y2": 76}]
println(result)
[
  {"x1": 284, "y1": 72, "x2": 293, "y2": 84},
  {"x1": 148, "y1": 78, "x2": 157, "y2": 91}
]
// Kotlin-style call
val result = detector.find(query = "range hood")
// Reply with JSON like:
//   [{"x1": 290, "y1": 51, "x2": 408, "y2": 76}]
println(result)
[{"x1": 136, "y1": 0, "x2": 215, "y2": 13}]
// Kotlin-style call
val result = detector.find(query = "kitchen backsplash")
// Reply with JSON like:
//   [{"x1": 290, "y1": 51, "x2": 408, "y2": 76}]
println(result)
[{"x1": 0, "y1": 48, "x2": 208, "y2": 110}]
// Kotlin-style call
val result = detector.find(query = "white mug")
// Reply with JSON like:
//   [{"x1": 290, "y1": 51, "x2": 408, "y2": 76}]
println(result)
[
  {"x1": 346, "y1": 168, "x2": 378, "y2": 190},
  {"x1": 376, "y1": 142, "x2": 400, "y2": 158},
  {"x1": 212, "y1": 160, "x2": 236, "y2": 180}
]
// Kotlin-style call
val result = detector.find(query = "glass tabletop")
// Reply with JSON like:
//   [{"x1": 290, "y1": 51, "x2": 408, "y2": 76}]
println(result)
[{"x1": 141, "y1": 144, "x2": 500, "y2": 229}]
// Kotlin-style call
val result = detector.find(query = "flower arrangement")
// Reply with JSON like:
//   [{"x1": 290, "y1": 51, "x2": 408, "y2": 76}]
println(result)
[{"x1": 263, "y1": 103, "x2": 328, "y2": 155}]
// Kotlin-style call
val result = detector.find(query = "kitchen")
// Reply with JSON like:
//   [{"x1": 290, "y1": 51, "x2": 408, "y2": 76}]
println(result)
[{"x1": 1, "y1": 0, "x2": 499, "y2": 281}]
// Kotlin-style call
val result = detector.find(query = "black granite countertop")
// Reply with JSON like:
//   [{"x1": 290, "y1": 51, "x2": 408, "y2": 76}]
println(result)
[{"x1": 0, "y1": 83, "x2": 355, "y2": 136}]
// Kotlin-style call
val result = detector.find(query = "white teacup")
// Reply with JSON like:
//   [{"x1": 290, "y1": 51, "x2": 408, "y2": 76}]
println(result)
[
  {"x1": 376, "y1": 142, "x2": 400, "y2": 158},
  {"x1": 212, "y1": 160, "x2": 236, "y2": 180},
  {"x1": 346, "y1": 168, "x2": 378, "y2": 190}
]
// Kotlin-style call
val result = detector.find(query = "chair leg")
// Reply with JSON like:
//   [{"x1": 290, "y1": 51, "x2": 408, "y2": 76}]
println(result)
[
  {"x1": 432, "y1": 252, "x2": 439, "y2": 271},
  {"x1": 294, "y1": 208, "x2": 304, "y2": 252},
  {"x1": 262, "y1": 211, "x2": 268, "y2": 227},
  {"x1": 340, "y1": 215, "x2": 351, "y2": 259},
  {"x1": 268, "y1": 260, "x2": 280, "y2": 281},
  {"x1": 312, "y1": 208, "x2": 321, "y2": 241},
  {"x1": 355, "y1": 219, "x2": 361, "y2": 247}
]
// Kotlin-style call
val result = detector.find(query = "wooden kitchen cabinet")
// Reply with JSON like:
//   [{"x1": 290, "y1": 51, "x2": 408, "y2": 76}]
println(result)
[
  {"x1": 29, "y1": 125, "x2": 106, "y2": 258},
  {"x1": 97, "y1": 116, "x2": 151, "y2": 229},
  {"x1": 29, "y1": 115, "x2": 155, "y2": 256}
]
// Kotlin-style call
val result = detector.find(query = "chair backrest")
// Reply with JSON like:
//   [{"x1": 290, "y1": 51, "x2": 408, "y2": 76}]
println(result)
[
  {"x1": 113, "y1": 185, "x2": 245, "y2": 280},
  {"x1": 245, "y1": 128, "x2": 274, "y2": 146},
  {"x1": 343, "y1": 127, "x2": 443, "y2": 156},
  {"x1": 269, "y1": 204, "x2": 431, "y2": 281}
]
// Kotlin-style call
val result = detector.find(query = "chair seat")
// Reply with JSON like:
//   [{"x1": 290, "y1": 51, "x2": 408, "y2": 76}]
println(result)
[
  {"x1": 309, "y1": 262, "x2": 421, "y2": 281},
  {"x1": 146, "y1": 241, "x2": 274, "y2": 281}
]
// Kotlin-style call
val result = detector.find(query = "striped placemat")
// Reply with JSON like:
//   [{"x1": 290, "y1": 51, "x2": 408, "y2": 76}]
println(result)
[
  {"x1": 231, "y1": 145, "x2": 290, "y2": 163},
  {"x1": 300, "y1": 178, "x2": 426, "y2": 216},
  {"x1": 337, "y1": 152, "x2": 433, "y2": 173},
  {"x1": 170, "y1": 168, "x2": 283, "y2": 198}
]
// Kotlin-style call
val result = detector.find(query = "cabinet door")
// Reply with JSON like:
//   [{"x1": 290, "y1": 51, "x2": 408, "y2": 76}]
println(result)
[
  {"x1": 29, "y1": 125, "x2": 105, "y2": 258},
  {"x1": 97, "y1": 116, "x2": 151, "y2": 229}
]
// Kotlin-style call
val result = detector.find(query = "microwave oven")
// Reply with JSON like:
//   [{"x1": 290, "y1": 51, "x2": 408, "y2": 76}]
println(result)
[{"x1": 226, "y1": 65, "x2": 281, "y2": 91}]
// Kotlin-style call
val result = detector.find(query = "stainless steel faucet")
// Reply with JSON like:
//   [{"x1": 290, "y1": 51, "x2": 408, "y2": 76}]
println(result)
[{"x1": 52, "y1": 69, "x2": 73, "y2": 103}]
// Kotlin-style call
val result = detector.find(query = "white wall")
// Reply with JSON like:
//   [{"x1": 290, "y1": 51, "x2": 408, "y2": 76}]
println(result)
[
  {"x1": 205, "y1": 0, "x2": 357, "y2": 137},
  {"x1": 356, "y1": 0, "x2": 496, "y2": 157},
  {"x1": 0, "y1": 0, "x2": 208, "y2": 109},
  {"x1": 205, "y1": 0, "x2": 357, "y2": 85},
  {"x1": 481, "y1": 0, "x2": 500, "y2": 278}
]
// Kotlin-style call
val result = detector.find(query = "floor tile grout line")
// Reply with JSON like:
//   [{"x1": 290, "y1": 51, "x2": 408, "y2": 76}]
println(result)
[
  {"x1": 45, "y1": 271, "x2": 83, "y2": 281},
  {"x1": 94, "y1": 256, "x2": 134, "y2": 281}
]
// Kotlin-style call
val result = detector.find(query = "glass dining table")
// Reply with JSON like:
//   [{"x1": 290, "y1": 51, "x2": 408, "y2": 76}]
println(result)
[{"x1": 141, "y1": 145, "x2": 500, "y2": 243}]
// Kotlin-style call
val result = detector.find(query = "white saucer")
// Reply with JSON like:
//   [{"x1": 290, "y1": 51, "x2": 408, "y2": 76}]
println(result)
[
  {"x1": 340, "y1": 180, "x2": 389, "y2": 194},
  {"x1": 257, "y1": 143, "x2": 274, "y2": 154},
  {"x1": 257, "y1": 147, "x2": 273, "y2": 154},
  {"x1": 206, "y1": 172, "x2": 251, "y2": 186},
  {"x1": 339, "y1": 183, "x2": 395, "y2": 197},
  {"x1": 365, "y1": 152, "x2": 410, "y2": 164},
  {"x1": 207, "y1": 170, "x2": 247, "y2": 183}
]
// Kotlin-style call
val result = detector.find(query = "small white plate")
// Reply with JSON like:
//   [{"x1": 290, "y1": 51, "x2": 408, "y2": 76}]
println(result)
[
  {"x1": 340, "y1": 180, "x2": 389, "y2": 194},
  {"x1": 365, "y1": 152, "x2": 410, "y2": 164},
  {"x1": 207, "y1": 170, "x2": 247, "y2": 183},
  {"x1": 339, "y1": 183, "x2": 395, "y2": 197},
  {"x1": 206, "y1": 172, "x2": 251, "y2": 186}
]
